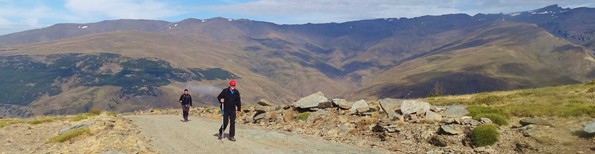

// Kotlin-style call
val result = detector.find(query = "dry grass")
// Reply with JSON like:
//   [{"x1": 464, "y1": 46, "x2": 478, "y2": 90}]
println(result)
[
  {"x1": 426, "y1": 82, "x2": 595, "y2": 118},
  {"x1": 47, "y1": 127, "x2": 93, "y2": 143}
]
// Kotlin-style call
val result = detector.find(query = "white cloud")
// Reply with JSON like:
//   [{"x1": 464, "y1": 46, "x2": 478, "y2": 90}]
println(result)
[{"x1": 65, "y1": 0, "x2": 182, "y2": 19}]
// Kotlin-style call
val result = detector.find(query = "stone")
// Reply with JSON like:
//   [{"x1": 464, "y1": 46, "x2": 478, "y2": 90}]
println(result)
[
  {"x1": 583, "y1": 121, "x2": 595, "y2": 134},
  {"x1": 425, "y1": 111, "x2": 442, "y2": 122},
  {"x1": 462, "y1": 117, "x2": 480, "y2": 126},
  {"x1": 520, "y1": 118, "x2": 554, "y2": 127},
  {"x1": 350, "y1": 100, "x2": 369, "y2": 113},
  {"x1": 440, "y1": 125, "x2": 463, "y2": 135},
  {"x1": 318, "y1": 101, "x2": 334, "y2": 109},
  {"x1": 441, "y1": 118, "x2": 456, "y2": 124},
  {"x1": 442, "y1": 105, "x2": 469, "y2": 118},
  {"x1": 254, "y1": 106, "x2": 272, "y2": 112},
  {"x1": 400, "y1": 100, "x2": 430, "y2": 115},
  {"x1": 253, "y1": 112, "x2": 266, "y2": 121},
  {"x1": 293, "y1": 91, "x2": 329, "y2": 109},
  {"x1": 475, "y1": 147, "x2": 496, "y2": 154},
  {"x1": 429, "y1": 135, "x2": 449, "y2": 147},
  {"x1": 480, "y1": 117, "x2": 493, "y2": 124},
  {"x1": 257, "y1": 99, "x2": 273, "y2": 106},
  {"x1": 332, "y1": 99, "x2": 353, "y2": 110},
  {"x1": 378, "y1": 98, "x2": 403, "y2": 119}
]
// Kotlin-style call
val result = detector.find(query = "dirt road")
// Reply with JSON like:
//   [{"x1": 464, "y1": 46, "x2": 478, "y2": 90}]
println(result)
[{"x1": 125, "y1": 115, "x2": 390, "y2": 154}]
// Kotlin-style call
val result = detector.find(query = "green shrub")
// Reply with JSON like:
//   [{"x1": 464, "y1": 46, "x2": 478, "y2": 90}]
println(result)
[
  {"x1": 587, "y1": 87, "x2": 595, "y2": 93},
  {"x1": 473, "y1": 113, "x2": 509, "y2": 126},
  {"x1": 586, "y1": 80, "x2": 595, "y2": 85},
  {"x1": 472, "y1": 124, "x2": 499, "y2": 147},
  {"x1": 48, "y1": 127, "x2": 92, "y2": 143},
  {"x1": 296, "y1": 112, "x2": 310, "y2": 121}
]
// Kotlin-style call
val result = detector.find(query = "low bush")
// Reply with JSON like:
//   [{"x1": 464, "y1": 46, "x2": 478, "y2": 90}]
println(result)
[{"x1": 471, "y1": 124, "x2": 499, "y2": 147}]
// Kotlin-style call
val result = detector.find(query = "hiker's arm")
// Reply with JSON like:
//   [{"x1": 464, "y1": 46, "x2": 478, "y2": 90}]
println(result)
[
  {"x1": 217, "y1": 89, "x2": 225, "y2": 103},
  {"x1": 189, "y1": 95, "x2": 192, "y2": 106},
  {"x1": 237, "y1": 91, "x2": 241, "y2": 111},
  {"x1": 179, "y1": 95, "x2": 183, "y2": 103}
]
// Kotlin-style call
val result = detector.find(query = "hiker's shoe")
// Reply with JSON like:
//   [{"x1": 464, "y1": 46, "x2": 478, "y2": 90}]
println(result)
[
  {"x1": 218, "y1": 133, "x2": 223, "y2": 140},
  {"x1": 228, "y1": 137, "x2": 236, "y2": 141}
]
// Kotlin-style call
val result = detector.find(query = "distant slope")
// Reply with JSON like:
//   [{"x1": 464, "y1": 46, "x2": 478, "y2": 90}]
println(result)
[
  {"x1": 0, "y1": 19, "x2": 170, "y2": 46},
  {"x1": 352, "y1": 22, "x2": 595, "y2": 99}
]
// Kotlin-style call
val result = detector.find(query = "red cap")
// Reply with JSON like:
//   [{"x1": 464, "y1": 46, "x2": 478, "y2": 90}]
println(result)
[{"x1": 229, "y1": 80, "x2": 236, "y2": 86}]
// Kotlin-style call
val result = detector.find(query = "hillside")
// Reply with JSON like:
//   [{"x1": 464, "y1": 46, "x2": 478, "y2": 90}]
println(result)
[
  {"x1": 1, "y1": 5, "x2": 595, "y2": 117},
  {"x1": 2, "y1": 82, "x2": 595, "y2": 153}
]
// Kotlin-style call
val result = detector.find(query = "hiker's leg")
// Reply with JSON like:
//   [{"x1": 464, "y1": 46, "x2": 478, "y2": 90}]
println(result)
[
  {"x1": 220, "y1": 111, "x2": 229, "y2": 134},
  {"x1": 230, "y1": 111, "x2": 236, "y2": 137},
  {"x1": 182, "y1": 105, "x2": 189, "y2": 120}
]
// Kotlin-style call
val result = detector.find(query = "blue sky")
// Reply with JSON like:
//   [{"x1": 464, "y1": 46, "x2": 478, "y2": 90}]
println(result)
[{"x1": 1, "y1": 0, "x2": 594, "y2": 35}]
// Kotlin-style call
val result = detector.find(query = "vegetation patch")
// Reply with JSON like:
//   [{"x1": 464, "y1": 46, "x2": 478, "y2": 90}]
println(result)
[
  {"x1": 0, "y1": 53, "x2": 238, "y2": 105},
  {"x1": 473, "y1": 113, "x2": 509, "y2": 126},
  {"x1": 0, "y1": 119, "x2": 22, "y2": 128},
  {"x1": 27, "y1": 117, "x2": 55, "y2": 125},
  {"x1": 471, "y1": 124, "x2": 499, "y2": 147},
  {"x1": 296, "y1": 112, "x2": 310, "y2": 121},
  {"x1": 48, "y1": 127, "x2": 93, "y2": 143}
]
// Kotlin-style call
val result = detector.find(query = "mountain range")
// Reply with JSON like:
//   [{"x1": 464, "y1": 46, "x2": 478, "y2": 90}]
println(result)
[{"x1": 1, "y1": 4, "x2": 594, "y2": 117}]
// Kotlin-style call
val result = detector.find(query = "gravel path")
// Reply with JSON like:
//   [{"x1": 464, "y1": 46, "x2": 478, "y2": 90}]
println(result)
[{"x1": 125, "y1": 115, "x2": 390, "y2": 154}]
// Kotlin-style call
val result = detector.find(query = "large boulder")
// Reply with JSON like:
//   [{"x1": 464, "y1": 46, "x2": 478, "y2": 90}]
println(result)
[
  {"x1": 293, "y1": 91, "x2": 329, "y2": 109},
  {"x1": 520, "y1": 118, "x2": 554, "y2": 127},
  {"x1": 400, "y1": 100, "x2": 430, "y2": 115},
  {"x1": 378, "y1": 98, "x2": 403, "y2": 118},
  {"x1": 442, "y1": 105, "x2": 469, "y2": 118},
  {"x1": 583, "y1": 121, "x2": 595, "y2": 134},
  {"x1": 332, "y1": 99, "x2": 352, "y2": 110},
  {"x1": 257, "y1": 99, "x2": 273, "y2": 106},
  {"x1": 350, "y1": 100, "x2": 369, "y2": 113}
]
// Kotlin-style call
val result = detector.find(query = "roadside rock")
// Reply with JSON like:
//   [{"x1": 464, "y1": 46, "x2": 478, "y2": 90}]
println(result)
[
  {"x1": 318, "y1": 102, "x2": 334, "y2": 109},
  {"x1": 253, "y1": 112, "x2": 266, "y2": 121},
  {"x1": 257, "y1": 99, "x2": 273, "y2": 106},
  {"x1": 350, "y1": 100, "x2": 370, "y2": 113},
  {"x1": 293, "y1": 92, "x2": 329, "y2": 109},
  {"x1": 442, "y1": 105, "x2": 469, "y2": 118},
  {"x1": 425, "y1": 111, "x2": 442, "y2": 122},
  {"x1": 440, "y1": 125, "x2": 463, "y2": 135},
  {"x1": 332, "y1": 99, "x2": 352, "y2": 110},
  {"x1": 400, "y1": 100, "x2": 430, "y2": 115},
  {"x1": 583, "y1": 121, "x2": 595, "y2": 134},
  {"x1": 520, "y1": 118, "x2": 554, "y2": 127},
  {"x1": 378, "y1": 98, "x2": 403, "y2": 119},
  {"x1": 429, "y1": 135, "x2": 449, "y2": 147}
]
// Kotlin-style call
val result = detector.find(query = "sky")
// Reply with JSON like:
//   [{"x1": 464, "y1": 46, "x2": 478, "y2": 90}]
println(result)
[{"x1": 0, "y1": 0, "x2": 594, "y2": 35}]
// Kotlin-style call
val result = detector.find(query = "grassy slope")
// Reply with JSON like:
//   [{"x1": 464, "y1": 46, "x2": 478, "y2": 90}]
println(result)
[{"x1": 425, "y1": 81, "x2": 595, "y2": 117}]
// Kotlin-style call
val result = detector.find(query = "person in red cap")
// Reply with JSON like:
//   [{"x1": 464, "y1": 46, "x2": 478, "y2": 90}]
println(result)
[{"x1": 217, "y1": 80, "x2": 242, "y2": 141}]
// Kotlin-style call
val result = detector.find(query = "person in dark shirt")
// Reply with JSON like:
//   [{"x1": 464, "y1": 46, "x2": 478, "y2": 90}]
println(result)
[
  {"x1": 217, "y1": 80, "x2": 241, "y2": 141},
  {"x1": 179, "y1": 89, "x2": 192, "y2": 122}
]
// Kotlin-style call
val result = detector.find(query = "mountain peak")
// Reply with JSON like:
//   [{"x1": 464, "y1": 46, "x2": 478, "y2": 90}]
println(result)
[{"x1": 533, "y1": 4, "x2": 563, "y2": 12}]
